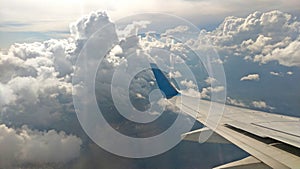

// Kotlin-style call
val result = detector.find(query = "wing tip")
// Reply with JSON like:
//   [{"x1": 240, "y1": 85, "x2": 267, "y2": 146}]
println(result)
[{"x1": 150, "y1": 63, "x2": 179, "y2": 99}]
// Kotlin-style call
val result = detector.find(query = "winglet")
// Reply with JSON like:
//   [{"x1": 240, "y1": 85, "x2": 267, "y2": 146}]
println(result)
[{"x1": 150, "y1": 63, "x2": 179, "y2": 99}]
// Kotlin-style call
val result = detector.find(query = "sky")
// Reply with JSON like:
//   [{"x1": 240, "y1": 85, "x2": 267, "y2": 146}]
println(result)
[
  {"x1": 1, "y1": 0, "x2": 300, "y2": 48},
  {"x1": 0, "y1": 0, "x2": 300, "y2": 169}
]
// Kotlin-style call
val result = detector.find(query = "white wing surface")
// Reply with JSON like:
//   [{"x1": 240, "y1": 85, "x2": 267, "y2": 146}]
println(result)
[{"x1": 150, "y1": 63, "x2": 300, "y2": 169}]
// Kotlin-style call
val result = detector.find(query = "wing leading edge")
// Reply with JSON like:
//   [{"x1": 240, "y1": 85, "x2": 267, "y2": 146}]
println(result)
[{"x1": 150, "y1": 63, "x2": 300, "y2": 169}]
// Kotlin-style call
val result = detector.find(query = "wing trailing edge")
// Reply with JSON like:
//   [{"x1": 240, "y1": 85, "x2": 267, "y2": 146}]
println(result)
[
  {"x1": 181, "y1": 127, "x2": 230, "y2": 144},
  {"x1": 213, "y1": 156, "x2": 271, "y2": 169}
]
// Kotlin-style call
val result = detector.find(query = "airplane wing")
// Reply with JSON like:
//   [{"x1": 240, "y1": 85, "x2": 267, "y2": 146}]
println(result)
[{"x1": 150, "y1": 63, "x2": 300, "y2": 169}]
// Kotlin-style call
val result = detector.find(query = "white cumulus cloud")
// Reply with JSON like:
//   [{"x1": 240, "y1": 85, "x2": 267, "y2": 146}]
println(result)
[
  {"x1": 0, "y1": 11, "x2": 116, "y2": 129},
  {"x1": 204, "y1": 77, "x2": 217, "y2": 85},
  {"x1": 0, "y1": 124, "x2": 82, "y2": 168},
  {"x1": 168, "y1": 71, "x2": 182, "y2": 78},
  {"x1": 191, "y1": 10, "x2": 300, "y2": 67},
  {"x1": 226, "y1": 97, "x2": 246, "y2": 107},
  {"x1": 251, "y1": 100, "x2": 274, "y2": 110},
  {"x1": 0, "y1": 11, "x2": 120, "y2": 168},
  {"x1": 180, "y1": 79, "x2": 197, "y2": 89},
  {"x1": 270, "y1": 71, "x2": 281, "y2": 76},
  {"x1": 197, "y1": 86, "x2": 225, "y2": 99},
  {"x1": 70, "y1": 11, "x2": 111, "y2": 40},
  {"x1": 240, "y1": 74, "x2": 260, "y2": 81}
]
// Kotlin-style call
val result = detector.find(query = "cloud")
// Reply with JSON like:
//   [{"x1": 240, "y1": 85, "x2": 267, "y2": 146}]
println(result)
[
  {"x1": 0, "y1": 11, "x2": 114, "y2": 128},
  {"x1": 254, "y1": 40, "x2": 300, "y2": 67},
  {"x1": 226, "y1": 96, "x2": 277, "y2": 110},
  {"x1": 157, "y1": 98, "x2": 179, "y2": 112},
  {"x1": 117, "y1": 20, "x2": 151, "y2": 39},
  {"x1": 162, "y1": 25, "x2": 189, "y2": 36},
  {"x1": 240, "y1": 74, "x2": 260, "y2": 81},
  {"x1": 191, "y1": 10, "x2": 300, "y2": 67},
  {"x1": 204, "y1": 77, "x2": 217, "y2": 84},
  {"x1": 180, "y1": 79, "x2": 197, "y2": 89},
  {"x1": 212, "y1": 58, "x2": 223, "y2": 64},
  {"x1": 226, "y1": 97, "x2": 246, "y2": 107},
  {"x1": 0, "y1": 13, "x2": 118, "y2": 168},
  {"x1": 196, "y1": 86, "x2": 225, "y2": 99},
  {"x1": 270, "y1": 71, "x2": 280, "y2": 76},
  {"x1": 136, "y1": 93, "x2": 146, "y2": 99},
  {"x1": 0, "y1": 83, "x2": 16, "y2": 108},
  {"x1": 0, "y1": 42, "x2": 75, "y2": 126},
  {"x1": 0, "y1": 124, "x2": 82, "y2": 168},
  {"x1": 251, "y1": 100, "x2": 274, "y2": 110},
  {"x1": 0, "y1": 9, "x2": 298, "y2": 168},
  {"x1": 168, "y1": 71, "x2": 182, "y2": 78},
  {"x1": 209, "y1": 86, "x2": 225, "y2": 93},
  {"x1": 1, "y1": 0, "x2": 300, "y2": 34},
  {"x1": 70, "y1": 11, "x2": 111, "y2": 40},
  {"x1": 179, "y1": 81, "x2": 225, "y2": 99},
  {"x1": 181, "y1": 88, "x2": 201, "y2": 97},
  {"x1": 227, "y1": 98, "x2": 274, "y2": 110}
]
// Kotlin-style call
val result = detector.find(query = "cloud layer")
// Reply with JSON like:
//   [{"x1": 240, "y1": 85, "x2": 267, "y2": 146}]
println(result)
[
  {"x1": 0, "y1": 9, "x2": 299, "y2": 167},
  {"x1": 2, "y1": 10, "x2": 298, "y2": 128},
  {"x1": 193, "y1": 10, "x2": 300, "y2": 67},
  {"x1": 0, "y1": 11, "x2": 115, "y2": 167},
  {"x1": 0, "y1": 39, "x2": 76, "y2": 128},
  {"x1": 1, "y1": 0, "x2": 299, "y2": 33},
  {"x1": 0, "y1": 124, "x2": 82, "y2": 168}
]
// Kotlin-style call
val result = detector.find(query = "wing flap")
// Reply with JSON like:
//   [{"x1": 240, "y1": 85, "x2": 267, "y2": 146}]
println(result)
[
  {"x1": 227, "y1": 121, "x2": 300, "y2": 149},
  {"x1": 213, "y1": 156, "x2": 271, "y2": 169},
  {"x1": 181, "y1": 127, "x2": 230, "y2": 144},
  {"x1": 227, "y1": 121, "x2": 268, "y2": 138}
]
